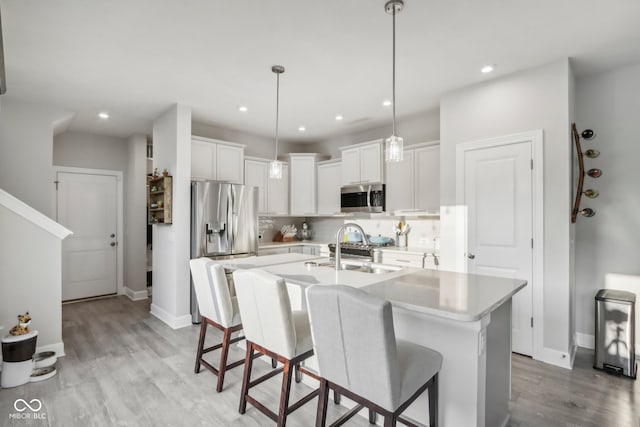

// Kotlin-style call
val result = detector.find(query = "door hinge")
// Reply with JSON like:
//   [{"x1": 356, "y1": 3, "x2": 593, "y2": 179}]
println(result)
[
  {"x1": 530, "y1": 159, "x2": 534, "y2": 170},
  {"x1": 531, "y1": 238, "x2": 534, "y2": 249},
  {"x1": 530, "y1": 317, "x2": 534, "y2": 328}
]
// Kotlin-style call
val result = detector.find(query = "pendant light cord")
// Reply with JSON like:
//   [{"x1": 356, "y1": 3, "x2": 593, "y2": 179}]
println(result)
[
  {"x1": 392, "y1": 6, "x2": 397, "y2": 137},
  {"x1": 274, "y1": 72, "x2": 280, "y2": 161}
]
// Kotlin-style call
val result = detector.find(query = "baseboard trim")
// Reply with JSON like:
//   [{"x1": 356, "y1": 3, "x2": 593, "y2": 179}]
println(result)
[
  {"x1": 576, "y1": 332, "x2": 595, "y2": 349},
  {"x1": 150, "y1": 304, "x2": 192, "y2": 330},
  {"x1": 538, "y1": 346, "x2": 573, "y2": 369},
  {"x1": 124, "y1": 287, "x2": 149, "y2": 301},
  {"x1": 36, "y1": 342, "x2": 65, "y2": 358},
  {"x1": 576, "y1": 332, "x2": 640, "y2": 357}
]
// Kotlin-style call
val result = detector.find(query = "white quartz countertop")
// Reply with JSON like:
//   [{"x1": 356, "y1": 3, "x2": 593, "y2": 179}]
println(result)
[
  {"x1": 218, "y1": 253, "x2": 322, "y2": 270},
  {"x1": 258, "y1": 241, "x2": 329, "y2": 249},
  {"x1": 227, "y1": 255, "x2": 526, "y2": 322}
]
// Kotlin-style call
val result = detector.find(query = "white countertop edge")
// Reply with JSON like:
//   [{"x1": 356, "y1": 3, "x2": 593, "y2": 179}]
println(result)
[
  {"x1": 375, "y1": 246, "x2": 439, "y2": 256},
  {"x1": 383, "y1": 281, "x2": 527, "y2": 322},
  {"x1": 259, "y1": 241, "x2": 329, "y2": 249}
]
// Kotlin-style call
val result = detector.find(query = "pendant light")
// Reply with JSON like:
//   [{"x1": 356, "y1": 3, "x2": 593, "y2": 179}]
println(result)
[
  {"x1": 269, "y1": 65, "x2": 285, "y2": 179},
  {"x1": 384, "y1": 0, "x2": 404, "y2": 162}
]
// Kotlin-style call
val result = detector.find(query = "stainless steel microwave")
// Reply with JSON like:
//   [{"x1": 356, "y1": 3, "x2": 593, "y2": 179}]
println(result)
[{"x1": 340, "y1": 184, "x2": 385, "y2": 213}]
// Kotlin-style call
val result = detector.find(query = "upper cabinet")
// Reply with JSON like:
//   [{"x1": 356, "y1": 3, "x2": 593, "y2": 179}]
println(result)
[
  {"x1": 289, "y1": 153, "x2": 323, "y2": 216},
  {"x1": 191, "y1": 136, "x2": 245, "y2": 183},
  {"x1": 244, "y1": 158, "x2": 289, "y2": 216},
  {"x1": 339, "y1": 140, "x2": 383, "y2": 185},
  {"x1": 386, "y1": 142, "x2": 440, "y2": 213},
  {"x1": 317, "y1": 160, "x2": 341, "y2": 215}
]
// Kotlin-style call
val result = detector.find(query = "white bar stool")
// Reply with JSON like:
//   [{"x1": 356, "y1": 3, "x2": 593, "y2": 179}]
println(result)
[
  {"x1": 307, "y1": 284, "x2": 442, "y2": 427},
  {"x1": 189, "y1": 258, "x2": 248, "y2": 392},
  {"x1": 233, "y1": 268, "x2": 320, "y2": 427}
]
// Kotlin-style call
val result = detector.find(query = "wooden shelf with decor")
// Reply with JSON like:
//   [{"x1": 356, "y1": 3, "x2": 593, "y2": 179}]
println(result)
[{"x1": 147, "y1": 175, "x2": 172, "y2": 224}]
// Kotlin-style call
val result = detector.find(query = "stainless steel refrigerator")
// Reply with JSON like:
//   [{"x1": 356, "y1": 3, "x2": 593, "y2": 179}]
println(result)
[{"x1": 190, "y1": 181, "x2": 258, "y2": 323}]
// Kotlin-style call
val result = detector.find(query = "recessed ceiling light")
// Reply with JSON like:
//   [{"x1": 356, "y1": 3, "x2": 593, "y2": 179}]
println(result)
[
  {"x1": 382, "y1": 100, "x2": 392, "y2": 107},
  {"x1": 481, "y1": 65, "x2": 494, "y2": 74},
  {"x1": 298, "y1": 126, "x2": 306, "y2": 132},
  {"x1": 238, "y1": 105, "x2": 248, "y2": 112},
  {"x1": 98, "y1": 112, "x2": 109, "y2": 120},
  {"x1": 335, "y1": 115, "x2": 343, "y2": 121}
]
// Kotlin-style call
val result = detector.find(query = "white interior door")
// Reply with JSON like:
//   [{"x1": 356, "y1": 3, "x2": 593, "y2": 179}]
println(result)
[
  {"x1": 57, "y1": 171, "x2": 118, "y2": 301},
  {"x1": 463, "y1": 141, "x2": 533, "y2": 356}
]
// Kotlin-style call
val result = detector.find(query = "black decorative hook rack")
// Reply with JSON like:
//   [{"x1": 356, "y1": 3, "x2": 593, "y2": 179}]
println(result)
[{"x1": 571, "y1": 123, "x2": 600, "y2": 223}]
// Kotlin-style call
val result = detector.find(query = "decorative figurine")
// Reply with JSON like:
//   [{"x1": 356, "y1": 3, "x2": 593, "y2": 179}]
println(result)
[
  {"x1": 9, "y1": 312, "x2": 32, "y2": 336},
  {"x1": 162, "y1": 168, "x2": 169, "y2": 177},
  {"x1": 153, "y1": 168, "x2": 159, "y2": 178}
]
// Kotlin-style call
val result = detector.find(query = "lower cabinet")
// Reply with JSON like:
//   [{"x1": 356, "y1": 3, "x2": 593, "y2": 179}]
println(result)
[{"x1": 379, "y1": 252, "x2": 425, "y2": 268}]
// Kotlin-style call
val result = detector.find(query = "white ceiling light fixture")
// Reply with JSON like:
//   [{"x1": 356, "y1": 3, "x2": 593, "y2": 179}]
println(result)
[
  {"x1": 298, "y1": 125, "x2": 306, "y2": 132},
  {"x1": 481, "y1": 65, "x2": 494, "y2": 74},
  {"x1": 98, "y1": 112, "x2": 110, "y2": 120},
  {"x1": 269, "y1": 65, "x2": 285, "y2": 180},
  {"x1": 385, "y1": 0, "x2": 404, "y2": 163},
  {"x1": 382, "y1": 100, "x2": 392, "y2": 107},
  {"x1": 335, "y1": 114, "x2": 343, "y2": 121},
  {"x1": 238, "y1": 105, "x2": 248, "y2": 112}
]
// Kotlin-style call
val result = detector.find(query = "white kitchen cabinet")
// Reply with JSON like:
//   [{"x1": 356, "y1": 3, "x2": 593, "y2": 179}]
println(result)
[
  {"x1": 339, "y1": 140, "x2": 383, "y2": 185},
  {"x1": 289, "y1": 154, "x2": 322, "y2": 216},
  {"x1": 191, "y1": 136, "x2": 244, "y2": 183},
  {"x1": 317, "y1": 160, "x2": 341, "y2": 215},
  {"x1": 379, "y1": 251, "x2": 425, "y2": 268},
  {"x1": 244, "y1": 158, "x2": 289, "y2": 215},
  {"x1": 385, "y1": 142, "x2": 439, "y2": 213}
]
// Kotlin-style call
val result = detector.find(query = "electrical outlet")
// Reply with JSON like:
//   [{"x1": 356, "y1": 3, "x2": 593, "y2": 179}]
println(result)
[{"x1": 478, "y1": 330, "x2": 487, "y2": 356}]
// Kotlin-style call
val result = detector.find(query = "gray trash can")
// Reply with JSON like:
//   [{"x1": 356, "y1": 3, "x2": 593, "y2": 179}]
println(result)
[{"x1": 594, "y1": 289, "x2": 637, "y2": 379}]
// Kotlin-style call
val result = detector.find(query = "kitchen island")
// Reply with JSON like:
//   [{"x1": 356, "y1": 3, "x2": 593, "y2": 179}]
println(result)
[{"x1": 220, "y1": 254, "x2": 526, "y2": 427}]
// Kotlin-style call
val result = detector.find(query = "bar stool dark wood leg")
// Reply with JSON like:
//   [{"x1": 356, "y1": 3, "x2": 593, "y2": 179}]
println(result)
[
  {"x1": 216, "y1": 327, "x2": 232, "y2": 392},
  {"x1": 316, "y1": 379, "x2": 330, "y2": 427},
  {"x1": 239, "y1": 344, "x2": 255, "y2": 414},
  {"x1": 194, "y1": 320, "x2": 207, "y2": 373},
  {"x1": 428, "y1": 373, "x2": 438, "y2": 427},
  {"x1": 277, "y1": 360, "x2": 294, "y2": 427}
]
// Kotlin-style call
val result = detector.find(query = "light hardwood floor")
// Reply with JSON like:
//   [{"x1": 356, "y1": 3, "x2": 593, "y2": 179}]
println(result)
[{"x1": 0, "y1": 296, "x2": 638, "y2": 427}]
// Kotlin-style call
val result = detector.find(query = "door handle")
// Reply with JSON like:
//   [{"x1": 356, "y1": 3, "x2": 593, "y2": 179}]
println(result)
[
  {"x1": 466, "y1": 252, "x2": 475, "y2": 259},
  {"x1": 110, "y1": 242, "x2": 117, "y2": 247},
  {"x1": 110, "y1": 233, "x2": 115, "y2": 238}
]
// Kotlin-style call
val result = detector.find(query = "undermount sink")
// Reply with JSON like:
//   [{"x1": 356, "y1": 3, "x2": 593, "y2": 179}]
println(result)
[{"x1": 317, "y1": 260, "x2": 403, "y2": 274}]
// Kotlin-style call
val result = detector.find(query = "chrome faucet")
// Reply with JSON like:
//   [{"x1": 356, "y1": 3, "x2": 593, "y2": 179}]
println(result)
[{"x1": 334, "y1": 223, "x2": 370, "y2": 271}]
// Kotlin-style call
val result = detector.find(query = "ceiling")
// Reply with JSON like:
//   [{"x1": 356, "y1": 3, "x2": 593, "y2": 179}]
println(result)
[{"x1": 2, "y1": 0, "x2": 640, "y2": 141}]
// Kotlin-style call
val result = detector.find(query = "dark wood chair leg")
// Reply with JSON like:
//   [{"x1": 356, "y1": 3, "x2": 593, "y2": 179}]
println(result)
[
  {"x1": 194, "y1": 321, "x2": 207, "y2": 373},
  {"x1": 383, "y1": 415, "x2": 397, "y2": 427},
  {"x1": 295, "y1": 363, "x2": 302, "y2": 383},
  {"x1": 369, "y1": 409, "x2": 377, "y2": 424},
  {"x1": 316, "y1": 379, "x2": 329, "y2": 427},
  {"x1": 216, "y1": 327, "x2": 232, "y2": 392},
  {"x1": 428, "y1": 373, "x2": 438, "y2": 427},
  {"x1": 333, "y1": 391, "x2": 341, "y2": 404},
  {"x1": 272, "y1": 358, "x2": 278, "y2": 368},
  {"x1": 239, "y1": 343, "x2": 255, "y2": 414},
  {"x1": 277, "y1": 360, "x2": 294, "y2": 427}
]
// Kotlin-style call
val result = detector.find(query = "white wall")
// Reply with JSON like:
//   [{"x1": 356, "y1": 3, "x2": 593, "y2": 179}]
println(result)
[
  {"x1": 54, "y1": 131, "x2": 128, "y2": 171},
  {"x1": 192, "y1": 121, "x2": 303, "y2": 160},
  {"x1": 125, "y1": 134, "x2": 148, "y2": 297},
  {"x1": 0, "y1": 205, "x2": 65, "y2": 355},
  {"x1": 0, "y1": 98, "x2": 72, "y2": 217},
  {"x1": 574, "y1": 62, "x2": 640, "y2": 344},
  {"x1": 440, "y1": 60, "x2": 574, "y2": 367},
  {"x1": 54, "y1": 131, "x2": 149, "y2": 299},
  {"x1": 311, "y1": 109, "x2": 440, "y2": 159},
  {"x1": 150, "y1": 104, "x2": 192, "y2": 329}
]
